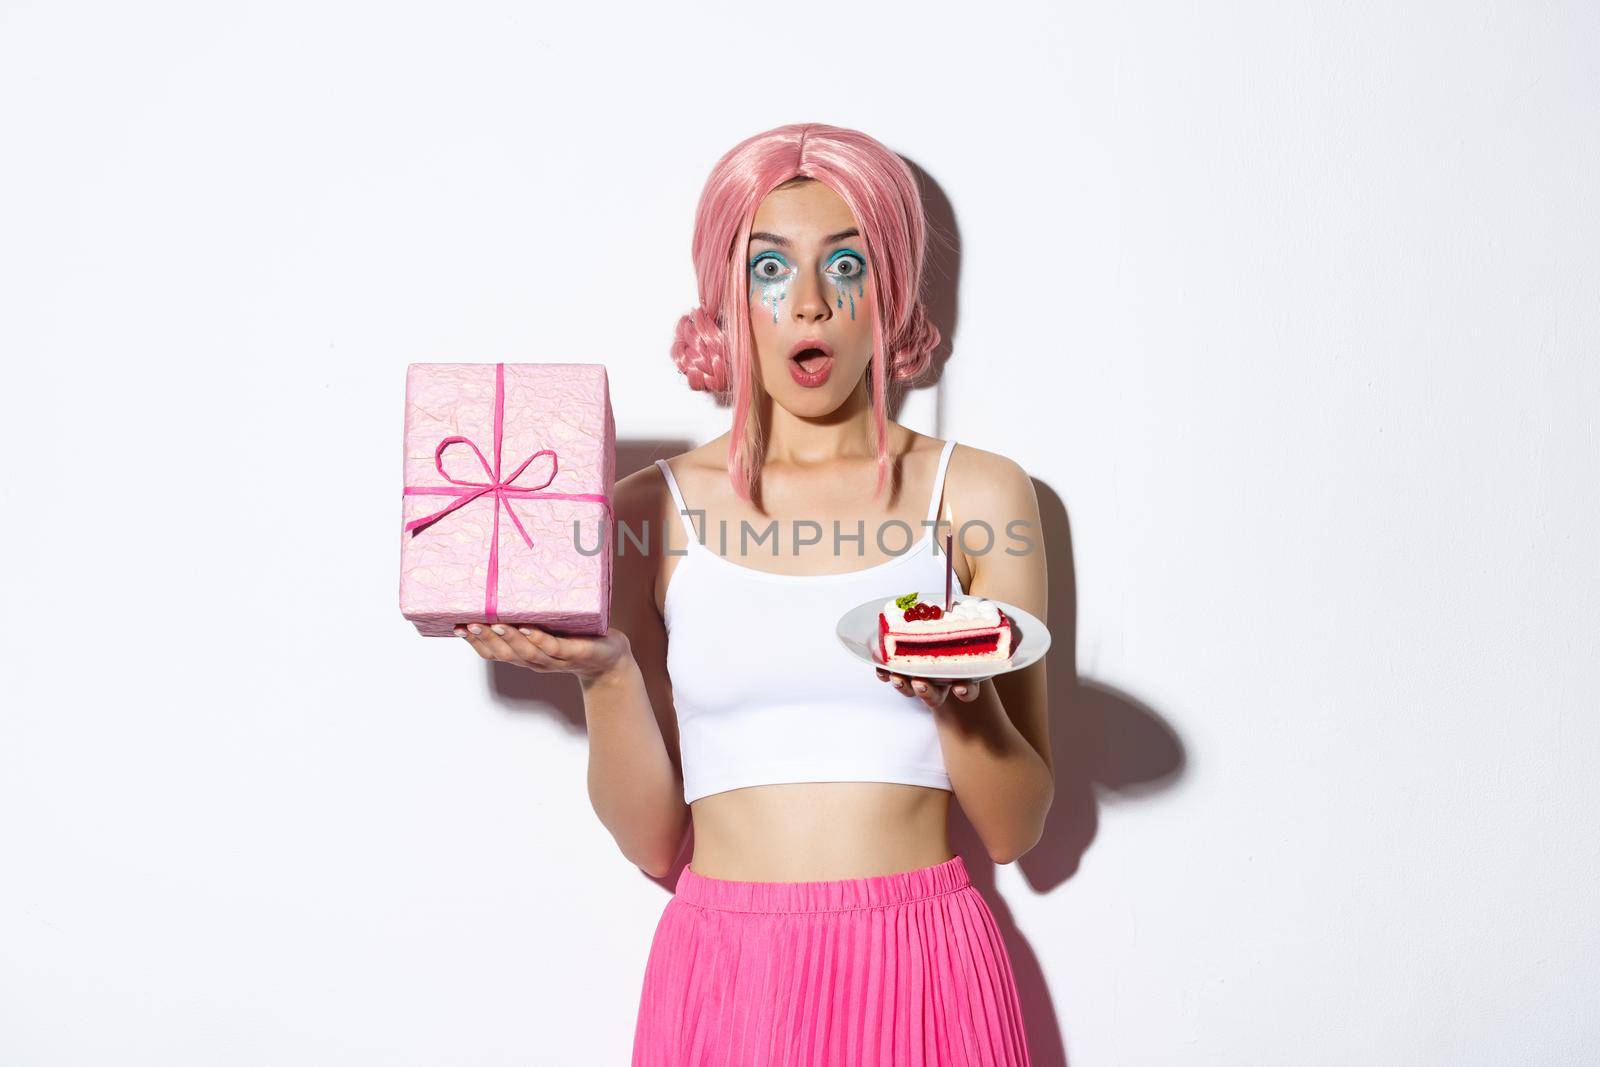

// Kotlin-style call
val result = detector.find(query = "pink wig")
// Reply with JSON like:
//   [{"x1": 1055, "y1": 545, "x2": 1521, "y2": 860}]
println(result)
[{"x1": 669, "y1": 123, "x2": 941, "y2": 503}]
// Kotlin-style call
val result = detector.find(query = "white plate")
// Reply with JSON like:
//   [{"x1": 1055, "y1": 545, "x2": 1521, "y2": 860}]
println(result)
[{"x1": 835, "y1": 593, "x2": 1051, "y2": 682}]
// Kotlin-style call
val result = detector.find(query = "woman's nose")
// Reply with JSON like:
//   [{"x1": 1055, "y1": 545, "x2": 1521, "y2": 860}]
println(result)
[{"x1": 790, "y1": 268, "x2": 832, "y2": 324}]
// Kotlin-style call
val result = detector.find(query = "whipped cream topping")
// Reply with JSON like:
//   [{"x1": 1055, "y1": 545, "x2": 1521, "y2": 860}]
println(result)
[{"x1": 881, "y1": 592, "x2": 1001, "y2": 631}]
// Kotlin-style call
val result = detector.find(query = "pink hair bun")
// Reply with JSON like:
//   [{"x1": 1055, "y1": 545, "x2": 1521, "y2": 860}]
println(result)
[
  {"x1": 890, "y1": 301, "x2": 941, "y2": 382},
  {"x1": 671, "y1": 306, "x2": 731, "y2": 394}
]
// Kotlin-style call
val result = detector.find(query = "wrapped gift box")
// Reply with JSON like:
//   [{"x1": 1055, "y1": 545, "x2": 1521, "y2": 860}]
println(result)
[{"x1": 400, "y1": 362, "x2": 614, "y2": 637}]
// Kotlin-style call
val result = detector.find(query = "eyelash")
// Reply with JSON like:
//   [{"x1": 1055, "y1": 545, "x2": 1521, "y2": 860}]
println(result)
[{"x1": 749, "y1": 251, "x2": 867, "y2": 283}]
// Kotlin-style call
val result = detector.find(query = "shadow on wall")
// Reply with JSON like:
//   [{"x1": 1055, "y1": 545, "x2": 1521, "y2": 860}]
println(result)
[
  {"x1": 479, "y1": 159, "x2": 1187, "y2": 1067},
  {"x1": 955, "y1": 476, "x2": 1186, "y2": 1067}
]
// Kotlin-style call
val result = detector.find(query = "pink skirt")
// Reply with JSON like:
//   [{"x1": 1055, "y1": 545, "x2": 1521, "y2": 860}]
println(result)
[{"x1": 631, "y1": 854, "x2": 1031, "y2": 1066}]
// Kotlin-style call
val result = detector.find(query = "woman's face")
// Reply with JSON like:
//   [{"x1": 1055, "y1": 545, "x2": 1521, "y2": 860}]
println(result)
[{"x1": 745, "y1": 179, "x2": 875, "y2": 414}]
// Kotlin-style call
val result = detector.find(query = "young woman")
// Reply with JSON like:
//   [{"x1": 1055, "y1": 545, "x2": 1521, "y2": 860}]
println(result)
[{"x1": 457, "y1": 123, "x2": 1050, "y2": 1065}]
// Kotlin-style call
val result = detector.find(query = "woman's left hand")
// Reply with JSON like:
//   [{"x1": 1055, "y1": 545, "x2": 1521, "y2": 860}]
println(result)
[{"x1": 875, "y1": 669, "x2": 985, "y2": 709}]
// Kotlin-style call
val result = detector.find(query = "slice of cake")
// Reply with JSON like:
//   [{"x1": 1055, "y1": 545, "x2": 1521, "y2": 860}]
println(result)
[{"x1": 878, "y1": 590, "x2": 1013, "y2": 668}]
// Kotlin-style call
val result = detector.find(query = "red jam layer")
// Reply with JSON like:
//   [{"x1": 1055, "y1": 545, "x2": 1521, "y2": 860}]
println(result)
[{"x1": 892, "y1": 633, "x2": 1002, "y2": 657}]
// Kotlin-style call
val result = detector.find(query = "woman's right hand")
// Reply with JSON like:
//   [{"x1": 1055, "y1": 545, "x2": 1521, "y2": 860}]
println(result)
[{"x1": 455, "y1": 622, "x2": 630, "y2": 686}]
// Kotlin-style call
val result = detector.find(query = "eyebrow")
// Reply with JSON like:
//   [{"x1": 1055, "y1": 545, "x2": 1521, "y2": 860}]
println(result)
[{"x1": 749, "y1": 228, "x2": 860, "y2": 248}]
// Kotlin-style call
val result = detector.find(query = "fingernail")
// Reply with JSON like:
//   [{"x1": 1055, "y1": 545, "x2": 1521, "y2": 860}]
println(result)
[
  {"x1": 468, "y1": 624, "x2": 482, "y2": 634},
  {"x1": 913, "y1": 682, "x2": 926, "y2": 693},
  {"x1": 518, "y1": 627, "x2": 534, "y2": 636},
  {"x1": 954, "y1": 686, "x2": 967, "y2": 697},
  {"x1": 491, "y1": 625, "x2": 506, "y2": 635}
]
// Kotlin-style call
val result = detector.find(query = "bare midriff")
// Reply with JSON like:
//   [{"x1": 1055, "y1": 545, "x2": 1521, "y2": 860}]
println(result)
[{"x1": 687, "y1": 781, "x2": 955, "y2": 882}]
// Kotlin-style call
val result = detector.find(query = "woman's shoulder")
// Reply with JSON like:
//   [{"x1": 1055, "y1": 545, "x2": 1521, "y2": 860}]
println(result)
[
  {"x1": 611, "y1": 439, "x2": 730, "y2": 539},
  {"x1": 943, "y1": 440, "x2": 1043, "y2": 592},
  {"x1": 945, "y1": 439, "x2": 1037, "y2": 515},
  {"x1": 613, "y1": 454, "x2": 687, "y2": 539},
  {"x1": 646, "y1": 437, "x2": 730, "y2": 484},
  {"x1": 616, "y1": 438, "x2": 720, "y2": 491}
]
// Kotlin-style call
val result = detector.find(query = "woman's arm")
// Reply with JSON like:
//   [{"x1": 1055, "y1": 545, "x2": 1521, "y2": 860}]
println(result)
[
  {"x1": 882, "y1": 447, "x2": 1053, "y2": 864},
  {"x1": 456, "y1": 465, "x2": 690, "y2": 879},
  {"x1": 580, "y1": 467, "x2": 691, "y2": 878}
]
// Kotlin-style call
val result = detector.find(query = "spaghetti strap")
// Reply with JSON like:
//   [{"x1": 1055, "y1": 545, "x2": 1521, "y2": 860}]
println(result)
[
  {"x1": 654, "y1": 458, "x2": 699, "y2": 541},
  {"x1": 924, "y1": 439, "x2": 958, "y2": 525}
]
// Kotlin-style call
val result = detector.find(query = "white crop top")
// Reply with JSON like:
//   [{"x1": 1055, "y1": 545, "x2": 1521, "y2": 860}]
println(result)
[{"x1": 654, "y1": 439, "x2": 966, "y2": 804}]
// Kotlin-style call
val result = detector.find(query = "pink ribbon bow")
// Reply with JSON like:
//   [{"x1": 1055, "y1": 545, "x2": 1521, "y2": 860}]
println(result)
[{"x1": 403, "y1": 363, "x2": 612, "y2": 621}]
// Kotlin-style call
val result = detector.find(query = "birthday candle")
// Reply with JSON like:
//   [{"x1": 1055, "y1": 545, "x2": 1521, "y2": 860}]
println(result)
[{"x1": 944, "y1": 530, "x2": 953, "y2": 610}]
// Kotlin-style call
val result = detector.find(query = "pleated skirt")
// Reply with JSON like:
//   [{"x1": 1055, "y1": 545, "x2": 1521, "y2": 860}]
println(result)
[{"x1": 631, "y1": 854, "x2": 1031, "y2": 1066}]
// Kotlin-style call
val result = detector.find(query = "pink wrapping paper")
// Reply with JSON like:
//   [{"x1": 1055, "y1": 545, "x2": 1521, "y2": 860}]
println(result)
[{"x1": 399, "y1": 362, "x2": 614, "y2": 637}]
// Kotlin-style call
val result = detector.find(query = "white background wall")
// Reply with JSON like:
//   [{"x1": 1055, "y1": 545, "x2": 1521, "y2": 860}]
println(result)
[{"x1": 3, "y1": 2, "x2": 1595, "y2": 1064}]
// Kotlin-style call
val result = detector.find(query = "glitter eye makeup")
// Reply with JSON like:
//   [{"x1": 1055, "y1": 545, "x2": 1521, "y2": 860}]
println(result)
[
  {"x1": 826, "y1": 249, "x2": 869, "y2": 319},
  {"x1": 749, "y1": 251, "x2": 793, "y2": 323},
  {"x1": 747, "y1": 246, "x2": 870, "y2": 323}
]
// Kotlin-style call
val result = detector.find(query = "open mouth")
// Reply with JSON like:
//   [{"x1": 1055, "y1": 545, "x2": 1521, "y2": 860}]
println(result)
[{"x1": 791, "y1": 347, "x2": 831, "y2": 373}]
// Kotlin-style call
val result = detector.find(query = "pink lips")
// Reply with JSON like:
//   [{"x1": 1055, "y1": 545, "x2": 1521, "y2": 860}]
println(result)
[{"x1": 787, "y1": 338, "x2": 834, "y2": 388}]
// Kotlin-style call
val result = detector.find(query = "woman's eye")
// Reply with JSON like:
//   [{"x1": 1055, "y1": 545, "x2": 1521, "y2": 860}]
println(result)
[
  {"x1": 751, "y1": 256, "x2": 788, "y2": 281},
  {"x1": 829, "y1": 254, "x2": 866, "y2": 279}
]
